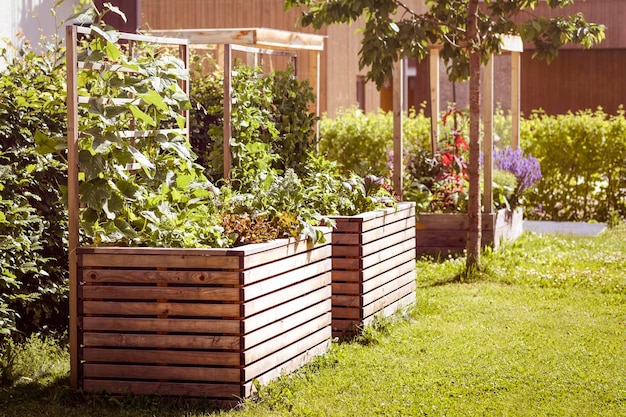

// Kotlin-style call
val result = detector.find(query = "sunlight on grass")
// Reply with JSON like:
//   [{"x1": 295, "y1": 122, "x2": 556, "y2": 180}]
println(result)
[{"x1": 2, "y1": 226, "x2": 625, "y2": 416}]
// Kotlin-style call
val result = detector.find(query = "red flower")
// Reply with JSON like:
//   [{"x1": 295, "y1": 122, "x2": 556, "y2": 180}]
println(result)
[{"x1": 454, "y1": 134, "x2": 468, "y2": 151}]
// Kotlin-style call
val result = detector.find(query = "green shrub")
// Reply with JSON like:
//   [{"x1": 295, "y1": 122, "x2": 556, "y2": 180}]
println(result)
[
  {"x1": 0, "y1": 45, "x2": 68, "y2": 339},
  {"x1": 318, "y1": 106, "x2": 430, "y2": 177},
  {"x1": 522, "y1": 109, "x2": 626, "y2": 223}
]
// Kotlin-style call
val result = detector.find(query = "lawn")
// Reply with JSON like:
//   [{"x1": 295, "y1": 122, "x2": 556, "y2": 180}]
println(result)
[{"x1": 2, "y1": 227, "x2": 625, "y2": 417}]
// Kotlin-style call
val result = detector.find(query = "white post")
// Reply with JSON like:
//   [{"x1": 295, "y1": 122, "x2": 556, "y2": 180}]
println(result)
[
  {"x1": 483, "y1": 57, "x2": 494, "y2": 214},
  {"x1": 511, "y1": 51, "x2": 521, "y2": 150},
  {"x1": 429, "y1": 47, "x2": 440, "y2": 154},
  {"x1": 223, "y1": 44, "x2": 232, "y2": 181},
  {"x1": 393, "y1": 58, "x2": 404, "y2": 199}
]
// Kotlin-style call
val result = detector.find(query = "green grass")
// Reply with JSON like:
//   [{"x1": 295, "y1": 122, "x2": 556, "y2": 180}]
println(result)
[{"x1": 2, "y1": 227, "x2": 625, "y2": 416}]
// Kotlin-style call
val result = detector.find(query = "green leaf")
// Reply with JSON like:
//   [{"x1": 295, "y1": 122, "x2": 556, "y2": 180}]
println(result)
[
  {"x1": 138, "y1": 89, "x2": 168, "y2": 112},
  {"x1": 128, "y1": 104, "x2": 156, "y2": 127}
]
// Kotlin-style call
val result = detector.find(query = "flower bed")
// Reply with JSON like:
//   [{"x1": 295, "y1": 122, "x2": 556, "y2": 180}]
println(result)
[
  {"x1": 330, "y1": 202, "x2": 416, "y2": 338},
  {"x1": 76, "y1": 231, "x2": 332, "y2": 402},
  {"x1": 415, "y1": 208, "x2": 523, "y2": 255}
]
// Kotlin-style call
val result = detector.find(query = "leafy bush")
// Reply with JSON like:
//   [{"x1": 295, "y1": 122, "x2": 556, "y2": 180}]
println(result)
[
  {"x1": 0, "y1": 44, "x2": 68, "y2": 339},
  {"x1": 492, "y1": 147, "x2": 542, "y2": 210},
  {"x1": 190, "y1": 62, "x2": 317, "y2": 180},
  {"x1": 318, "y1": 106, "x2": 431, "y2": 177},
  {"x1": 522, "y1": 109, "x2": 626, "y2": 223}
]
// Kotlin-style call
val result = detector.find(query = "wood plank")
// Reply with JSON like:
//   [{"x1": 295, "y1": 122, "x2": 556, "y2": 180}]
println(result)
[
  {"x1": 83, "y1": 364, "x2": 241, "y2": 383},
  {"x1": 332, "y1": 306, "x2": 361, "y2": 320},
  {"x1": 243, "y1": 271, "x2": 331, "y2": 316},
  {"x1": 332, "y1": 245, "x2": 361, "y2": 258},
  {"x1": 80, "y1": 285, "x2": 241, "y2": 302},
  {"x1": 362, "y1": 281, "x2": 417, "y2": 319},
  {"x1": 243, "y1": 312, "x2": 330, "y2": 363},
  {"x1": 79, "y1": 252, "x2": 241, "y2": 270},
  {"x1": 244, "y1": 339, "x2": 330, "y2": 398},
  {"x1": 243, "y1": 326, "x2": 331, "y2": 381},
  {"x1": 362, "y1": 259, "x2": 416, "y2": 293},
  {"x1": 331, "y1": 294, "x2": 360, "y2": 308},
  {"x1": 82, "y1": 301, "x2": 241, "y2": 318},
  {"x1": 332, "y1": 282, "x2": 360, "y2": 296},
  {"x1": 243, "y1": 259, "x2": 331, "y2": 301},
  {"x1": 81, "y1": 348, "x2": 241, "y2": 367},
  {"x1": 241, "y1": 231, "x2": 330, "y2": 270},
  {"x1": 362, "y1": 238, "x2": 415, "y2": 269},
  {"x1": 243, "y1": 244, "x2": 331, "y2": 284},
  {"x1": 362, "y1": 270, "x2": 416, "y2": 306},
  {"x1": 332, "y1": 258, "x2": 361, "y2": 271},
  {"x1": 82, "y1": 379, "x2": 242, "y2": 399},
  {"x1": 361, "y1": 216, "x2": 416, "y2": 245},
  {"x1": 361, "y1": 248, "x2": 416, "y2": 281},
  {"x1": 82, "y1": 332, "x2": 241, "y2": 350},
  {"x1": 361, "y1": 227, "x2": 415, "y2": 255},
  {"x1": 80, "y1": 268, "x2": 241, "y2": 285},
  {"x1": 331, "y1": 233, "x2": 361, "y2": 246},
  {"x1": 359, "y1": 203, "x2": 415, "y2": 233},
  {"x1": 331, "y1": 270, "x2": 361, "y2": 283},
  {"x1": 242, "y1": 286, "x2": 331, "y2": 334},
  {"x1": 362, "y1": 291, "x2": 416, "y2": 326},
  {"x1": 243, "y1": 300, "x2": 331, "y2": 348},
  {"x1": 80, "y1": 317, "x2": 241, "y2": 334}
]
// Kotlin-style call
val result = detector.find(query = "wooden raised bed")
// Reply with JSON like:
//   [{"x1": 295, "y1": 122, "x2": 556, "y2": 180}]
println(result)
[
  {"x1": 415, "y1": 208, "x2": 524, "y2": 255},
  {"x1": 330, "y1": 202, "x2": 417, "y2": 338},
  {"x1": 76, "y1": 232, "x2": 332, "y2": 402}
]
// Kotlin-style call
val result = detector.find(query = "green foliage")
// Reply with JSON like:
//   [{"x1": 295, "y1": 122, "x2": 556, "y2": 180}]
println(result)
[
  {"x1": 286, "y1": 0, "x2": 605, "y2": 86},
  {"x1": 522, "y1": 109, "x2": 626, "y2": 223},
  {"x1": 492, "y1": 169, "x2": 518, "y2": 210},
  {"x1": 318, "y1": 106, "x2": 430, "y2": 177},
  {"x1": 190, "y1": 63, "x2": 317, "y2": 180},
  {"x1": 0, "y1": 42, "x2": 68, "y2": 339}
]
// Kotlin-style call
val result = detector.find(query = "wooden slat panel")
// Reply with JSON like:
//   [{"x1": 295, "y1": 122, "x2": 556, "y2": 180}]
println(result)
[
  {"x1": 241, "y1": 231, "x2": 331, "y2": 270},
  {"x1": 81, "y1": 348, "x2": 241, "y2": 367},
  {"x1": 81, "y1": 285, "x2": 241, "y2": 302},
  {"x1": 332, "y1": 245, "x2": 361, "y2": 258},
  {"x1": 332, "y1": 258, "x2": 361, "y2": 271},
  {"x1": 362, "y1": 238, "x2": 415, "y2": 269},
  {"x1": 362, "y1": 270, "x2": 416, "y2": 306},
  {"x1": 243, "y1": 244, "x2": 331, "y2": 285},
  {"x1": 359, "y1": 203, "x2": 416, "y2": 233},
  {"x1": 243, "y1": 299, "x2": 331, "y2": 348},
  {"x1": 331, "y1": 294, "x2": 360, "y2": 308},
  {"x1": 243, "y1": 326, "x2": 331, "y2": 381},
  {"x1": 361, "y1": 216, "x2": 416, "y2": 246},
  {"x1": 83, "y1": 364, "x2": 241, "y2": 383},
  {"x1": 82, "y1": 301, "x2": 241, "y2": 318},
  {"x1": 243, "y1": 312, "x2": 330, "y2": 364},
  {"x1": 243, "y1": 271, "x2": 331, "y2": 317},
  {"x1": 331, "y1": 233, "x2": 361, "y2": 246},
  {"x1": 361, "y1": 226, "x2": 415, "y2": 255},
  {"x1": 332, "y1": 282, "x2": 360, "y2": 296},
  {"x1": 82, "y1": 333, "x2": 241, "y2": 350},
  {"x1": 331, "y1": 270, "x2": 361, "y2": 283},
  {"x1": 79, "y1": 253, "x2": 241, "y2": 270},
  {"x1": 243, "y1": 259, "x2": 331, "y2": 301},
  {"x1": 80, "y1": 268, "x2": 241, "y2": 285},
  {"x1": 362, "y1": 281, "x2": 417, "y2": 319},
  {"x1": 80, "y1": 317, "x2": 241, "y2": 334},
  {"x1": 242, "y1": 286, "x2": 331, "y2": 334},
  {"x1": 363, "y1": 291, "x2": 416, "y2": 325},
  {"x1": 362, "y1": 259, "x2": 416, "y2": 293},
  {"x1": 82, "y1": 379, "x2": 242, "y2": 399},
  {"x1": 362, "y1": 247, "x2": 416, "y2": 281}
]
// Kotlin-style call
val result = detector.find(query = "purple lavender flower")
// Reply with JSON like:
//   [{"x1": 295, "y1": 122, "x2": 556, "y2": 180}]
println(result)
[{"x1": 493, "y1": 147, "x2": 542, "y2": 191}]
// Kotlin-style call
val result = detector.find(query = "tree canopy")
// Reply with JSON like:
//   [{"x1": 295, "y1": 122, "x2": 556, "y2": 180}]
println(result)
[{"x1": 285, "y1": 0, "x2": 605, "y2": 268}]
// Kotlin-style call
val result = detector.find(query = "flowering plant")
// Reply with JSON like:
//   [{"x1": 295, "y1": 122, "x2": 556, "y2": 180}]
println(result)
[
  {"x1": 492, "y1": 147, "x2": 542, "y2": 209},
  {"x1": 404, "y1": 108, "x2": 469, "y2": 212}
]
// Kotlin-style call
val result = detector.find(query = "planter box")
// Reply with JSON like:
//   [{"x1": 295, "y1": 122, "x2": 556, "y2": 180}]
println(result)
[
  {"x1": 330, "y1": 202, "x2": 417, "y2": 338},
  {"x1": 415, "y1": 208, "x2": 524, "y2": 255},
  {"x1": 76, "y1": 231, "x2": 332, "y2": 402}
]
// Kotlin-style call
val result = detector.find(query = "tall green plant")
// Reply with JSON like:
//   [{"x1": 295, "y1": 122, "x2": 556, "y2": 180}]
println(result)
[{"x1": 0, "y1": 43, "x2": 68, "y2": 339}]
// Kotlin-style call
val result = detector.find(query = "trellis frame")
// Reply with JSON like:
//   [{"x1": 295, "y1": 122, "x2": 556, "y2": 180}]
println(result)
[{"x1": 66, "y1": 24, "x2": 190, "y2": 388}]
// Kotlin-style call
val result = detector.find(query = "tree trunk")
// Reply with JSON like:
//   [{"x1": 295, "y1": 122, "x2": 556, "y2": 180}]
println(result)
[{"x1": 466, "y1": 0, "x2": 482, "y2": 269}]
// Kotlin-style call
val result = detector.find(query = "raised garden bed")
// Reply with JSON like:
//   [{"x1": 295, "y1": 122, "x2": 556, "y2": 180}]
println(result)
[
  {"x1": 415, "y1": 207, "x2": 523, "y2": 255},
  {"x1": 330, "y1": 202, "x2": 417, "y2": 338},
  {"x1": 76, "y1": 232, "x2": 332, "y2": 402}
]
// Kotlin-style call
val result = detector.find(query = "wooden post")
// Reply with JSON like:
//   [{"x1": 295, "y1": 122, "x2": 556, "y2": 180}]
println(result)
[
  {"x1": 393, "y1": 58, "x2": 404, "y2": 199},
  {"x1": 309, "y1": 49, "x2": 321, "y2": 143},
  {"x1": 223, "y1": 44, "x2": 232, "y2": 181},
  {"x1": 511, "y1": 51, "x2": 521, "y2": 150},
  {"x1": 482, "y1": 57, "x2": 494, "y2": 214},
  {"x1": 429, "y1": 47, "x2": 440, "y2": 154},
  {"x1": 65, "y1": 24, "x2": 79, "y2": 389}
]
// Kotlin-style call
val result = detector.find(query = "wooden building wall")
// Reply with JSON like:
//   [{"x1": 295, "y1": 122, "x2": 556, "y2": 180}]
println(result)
[
  {"x1": 519, "y1": 0, "x2": 626, "y2": 115},
  {"x1": 140, "y1": 0, "x2": 385, "y2": 117}
]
